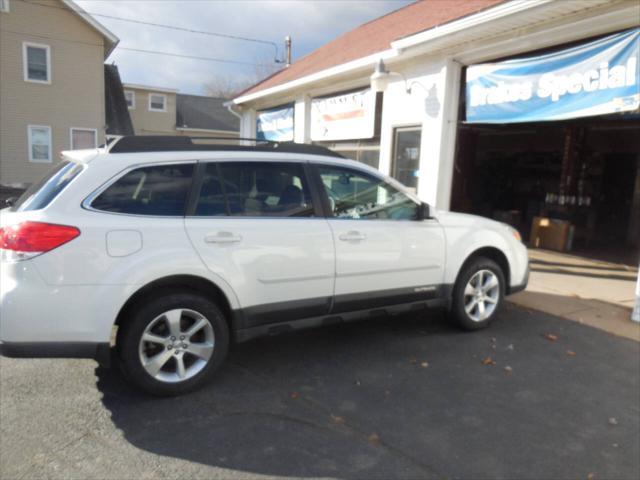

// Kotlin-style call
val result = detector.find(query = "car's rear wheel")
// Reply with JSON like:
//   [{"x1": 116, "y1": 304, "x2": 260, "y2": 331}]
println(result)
[
  {"x1": 450, "y1": 257, "x2": 505, "y2": 330},
  {"x1": 117, "y1": 292, "x2": 229, "y2": 396}
]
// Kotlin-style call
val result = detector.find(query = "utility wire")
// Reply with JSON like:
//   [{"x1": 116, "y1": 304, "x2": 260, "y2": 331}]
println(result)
[
  {"x1": 0, "y1": 28, "x2": 264, "y2": 66},
  {"x1": 118, "y1": 47, "x2": 260, "y2": 66},
  {"x1": 19, "y1": 0, "x2": 282, "y2": 62}
]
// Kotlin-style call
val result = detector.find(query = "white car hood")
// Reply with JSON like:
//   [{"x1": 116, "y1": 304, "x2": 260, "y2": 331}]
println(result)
[{"x1": 433, "y1": 209, "x2": 504, "y2": 231}]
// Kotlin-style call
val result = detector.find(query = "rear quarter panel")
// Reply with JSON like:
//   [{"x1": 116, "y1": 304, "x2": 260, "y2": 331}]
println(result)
[{"x1": 18, "y1": 157, "x2": 241, "y2": 341}]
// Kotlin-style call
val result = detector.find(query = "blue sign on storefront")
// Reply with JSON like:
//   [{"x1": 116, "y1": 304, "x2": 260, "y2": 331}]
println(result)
[
  {"x1": 256, "y1": 105, "x2": 294, "y2": 141},
  {"x1": 466, "y1": 28, "x2": 639, "y2": 124}
]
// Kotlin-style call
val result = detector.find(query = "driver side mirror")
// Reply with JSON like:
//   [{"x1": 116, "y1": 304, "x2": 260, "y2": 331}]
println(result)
[{"x1": 417, "y1": 202, "x2": 431, "y2": 220}]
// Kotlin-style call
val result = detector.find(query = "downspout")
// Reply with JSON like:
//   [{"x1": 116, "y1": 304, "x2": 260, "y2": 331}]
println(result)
[
  {"x1": 224, "y1": 100, "x2": 244, "y2": 142},
  {"x1": 224, "y1": 101, "x2": 243, "y2": 121}
]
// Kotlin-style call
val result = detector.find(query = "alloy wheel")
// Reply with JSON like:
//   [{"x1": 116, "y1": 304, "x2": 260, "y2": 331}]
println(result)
[
  {"x1": 138, "y1": 308, "x2": 215, "y2": 383},
  {"x1": 463, "y1": 269, "x2": 500, "y2": 322}
]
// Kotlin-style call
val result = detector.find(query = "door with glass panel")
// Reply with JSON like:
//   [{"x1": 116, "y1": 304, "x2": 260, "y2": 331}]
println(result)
[
  {"x1": 317, "y1": 164, "x2": 445, "y2": 311},
  {"x1": 392, "y1": 126, "x2": 422, "y2": 193},
  {"x1": 184, "y1": 161, "x2": 335, "y2": 329}
]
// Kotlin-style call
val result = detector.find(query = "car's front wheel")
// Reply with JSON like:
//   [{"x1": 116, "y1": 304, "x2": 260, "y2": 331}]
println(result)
[
  {"x1": 450, "y1": 257, "x2": 505, "y2": 330},
  {"x1": 117, "y1": 292, "x2": 229, "y2": 396}
]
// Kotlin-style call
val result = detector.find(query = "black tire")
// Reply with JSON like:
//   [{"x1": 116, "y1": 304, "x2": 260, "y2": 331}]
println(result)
[
  {"x1": 117, "y1": 292, "x2": 229, "y2": 396},
  {"x1": 450, "y1": 256, "x2": 505, "y2": 331}
]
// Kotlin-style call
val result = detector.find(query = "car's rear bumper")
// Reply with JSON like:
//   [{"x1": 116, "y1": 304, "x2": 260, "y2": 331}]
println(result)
[
  {"x1": 0, "y1": 341, "x2": 111, "y2": 366},
  {"x1": 1, "y1": 259, "x2": 128, "y2": 348}
]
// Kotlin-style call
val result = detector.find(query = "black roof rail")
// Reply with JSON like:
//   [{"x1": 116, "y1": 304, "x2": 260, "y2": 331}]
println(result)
[{"x1": 107, "y1": 135, "x2": 344, "y2": 158}]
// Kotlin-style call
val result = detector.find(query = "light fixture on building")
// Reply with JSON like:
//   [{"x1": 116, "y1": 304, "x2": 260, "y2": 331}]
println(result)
[
  {"x1": 370, "y1": 59, "x2": 430, "y2": 94},
  {"x1": 370, "y1": 59, "x2": 395, "y2": 92}
]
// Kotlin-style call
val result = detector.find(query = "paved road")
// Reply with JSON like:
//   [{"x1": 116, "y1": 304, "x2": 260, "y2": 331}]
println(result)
[{"x1": 1, "y1": 303, "x2": 639, "y2": 480}]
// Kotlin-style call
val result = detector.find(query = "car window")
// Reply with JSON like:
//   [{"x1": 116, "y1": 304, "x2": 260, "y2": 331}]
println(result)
[
  {"x1": 91, "y1": 163, "x2": 194, "y2": 216},
  {"x1": 194, "y1": 162, "x2": 315, "y2": 218},
  {"x1": 13, "y1": 161, "x2": 84, "y2": 212},
  {"x1": 193, "y1": 164, "x2": 227, "y2": 217},
  {"x1": 318, "y1": 165, "x2": 418, "y2": 220}
]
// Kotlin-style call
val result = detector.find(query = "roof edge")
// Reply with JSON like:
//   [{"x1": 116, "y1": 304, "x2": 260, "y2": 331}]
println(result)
[
  {"x1": 391, "y1": 0, "x2": 547, "y2": 50},
  {"x1": 233, "y1": 48, "x2": 398, "y2": 105},
  {"x1": 232, "y1": 0, "x2": 550, "y2": 105},
  {"x1": 123, "y1": 83, "x2": 179, "y2": 93},
  {"x1": 60, "y1": 0, "x2": 119, "y2": 58},
  {"x1": 176, "y1": 127, "x2": 239, "y2": 134}
]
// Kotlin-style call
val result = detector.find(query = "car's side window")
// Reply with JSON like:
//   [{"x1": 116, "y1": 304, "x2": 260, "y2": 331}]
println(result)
[
  {"x1": 194, "y1": 162, "x2": 315, "y2": 218},
  {"x1": 91, "y1": 163, "x2": 194, "y2": 216},
  {"x1": 318, "y1": 165, "x2": 418, "y2": 220},
  {"x1": 193, "y1": 163, "x2": 227, "y2": 217}
]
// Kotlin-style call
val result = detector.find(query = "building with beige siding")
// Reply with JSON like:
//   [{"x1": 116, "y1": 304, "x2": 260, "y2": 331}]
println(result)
[
  {"x1": 0, "y1": 0, "x2": 118, "y2": 187},
  {"x1": 123, "y1": 84, "x2": 239, "y2": 140}
]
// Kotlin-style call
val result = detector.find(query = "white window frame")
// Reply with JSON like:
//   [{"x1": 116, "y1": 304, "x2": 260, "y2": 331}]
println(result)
[
  {"x1": 23, "y1": 42, "x2": 51, "y2": 84},
  {"x1": 148, "y1": 93, "x2": 167, "y2": 112},
  {"x1": 28, "y1": 125, "x2": 52, "y2": 163},
  {"x1": 0, "y1": 0, "x2": 10, "y2": 13},
  {"x1": 124, "y1": 90, "x2": 135, "y2": 110},
  {"x1": 69, "y1": 127, "x2": 98, "y2": 150}
]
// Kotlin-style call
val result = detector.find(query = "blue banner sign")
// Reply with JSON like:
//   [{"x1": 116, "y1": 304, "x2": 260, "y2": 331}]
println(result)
[
  {"x1": 466, "y1": 28, "x2": 639, "y2": 123},
  {"x1": 256, "y1": 105, "x2": 294, "y2": 141}
]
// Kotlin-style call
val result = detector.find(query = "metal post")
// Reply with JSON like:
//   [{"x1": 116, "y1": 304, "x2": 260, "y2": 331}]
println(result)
[
  {"x1": 633, "y1": 264, "x2": 640, "y2": 322},
  {"x1": 285, "y1": 36, "x2": 292, "y2": 67}
]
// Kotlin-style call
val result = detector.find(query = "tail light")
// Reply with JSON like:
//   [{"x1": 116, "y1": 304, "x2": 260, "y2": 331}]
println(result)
[{"x1": 0, "y1": 222, "x2": 80, "y2": 261}]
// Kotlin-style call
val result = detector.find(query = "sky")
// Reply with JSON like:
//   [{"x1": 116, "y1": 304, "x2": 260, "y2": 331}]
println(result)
[{"x1": 75, "y1": 0, "x2": 414, "y2": 96}]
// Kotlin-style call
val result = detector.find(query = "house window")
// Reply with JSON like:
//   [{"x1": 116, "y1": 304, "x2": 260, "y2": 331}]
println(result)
[
  {"x1": 0, "y1": 0, "x2": 9, "y2": 13},
  {"x1": 149, "y1": 93, "x2": 166, "y2": 112},
  {"x1": 23, "y1": 42, "x2": 51, "y2": 84},
  {"x1": 28, "y1": 125, "x2": 52, "y2": 163},
  {"x1": 124, "y1": 91, "x2": 135, "y2": 109},
  {"x1": 70, "y1": 128, "x2": 97, "y2": 150}
]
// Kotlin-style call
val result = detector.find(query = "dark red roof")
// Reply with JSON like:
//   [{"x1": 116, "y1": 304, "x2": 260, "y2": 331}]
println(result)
[{"x1": 241, "y1": 0, "x2": 504, "y2": 97}]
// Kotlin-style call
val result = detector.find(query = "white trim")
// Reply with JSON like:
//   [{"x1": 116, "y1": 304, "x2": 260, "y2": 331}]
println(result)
[
  {"x1": 69, "y1": 127, "x2": 98, "y2": 150},
  {"x1": 232, "y1": 0, "x2": 631, "y2": 106},
  {"x1": 0, "y1": 0, "x2": 9, "y2": 13},
  {"x1": 22, "y1": 42, "x2": 51, "y2": 84},
  {"x1": 451, "y1": 3, "x2": 640, "y2": 65},
  {"x1": 148, "y1": 93, "x2": 167, "y2": 112},
  {"x1": 434, "y1": 58, "x2": 462, "y2": 210},
  {"x1": 391, "y1": 0, "x2": 554, "y2": 51},
  {"x1": 27, "y1": 125, "x2": 52, "y2": 163},
  {"x1": 124, "y1": 83, "x2": 179, "y2": 94},
  {"x1": 176, "y1": 127, "x2": 239, "y2": 134},
  {"x1": 124, "y1": 90, "x2": 135, "y2": 110},
  {"x1": 234, "y1": 48, "x2": 399, "y2": 105},
  {"x1": 59, "y1": 0, "x2": 119, "y2": 57}
]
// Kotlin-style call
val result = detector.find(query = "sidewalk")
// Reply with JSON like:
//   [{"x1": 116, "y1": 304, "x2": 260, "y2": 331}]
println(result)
[{"x1": 509, "y1": 248, "x2": 640, "y2": 341}]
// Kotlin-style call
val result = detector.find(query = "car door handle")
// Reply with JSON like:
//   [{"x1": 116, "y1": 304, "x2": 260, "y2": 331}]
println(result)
[
  {"x1": 339, "y1": 231, "x2": 366, "y2": 242},
  {"x1": 204, "y1": 232, "x2": 242, "y2": 244}
]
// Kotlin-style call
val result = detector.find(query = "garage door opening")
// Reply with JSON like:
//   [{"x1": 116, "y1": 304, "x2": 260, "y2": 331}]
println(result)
[
  {"x1": 451, "y1": 117, "x2": 640, "y2": 266},
  {"x1": 453, "y1": 29, "x2": 640, "y2": 267}
]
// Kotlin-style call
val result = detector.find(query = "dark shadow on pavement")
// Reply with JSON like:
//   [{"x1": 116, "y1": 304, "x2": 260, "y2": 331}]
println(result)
[{"x1": 96, "y1": 306, "x2": 640, "y2": 479}]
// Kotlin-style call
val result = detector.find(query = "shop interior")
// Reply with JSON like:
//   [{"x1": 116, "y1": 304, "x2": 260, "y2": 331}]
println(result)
[{"x1": 451, "y1": 116, "x2": 640, "y2": 266}]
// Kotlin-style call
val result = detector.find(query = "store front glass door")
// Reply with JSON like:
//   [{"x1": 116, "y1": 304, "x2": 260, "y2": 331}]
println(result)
[{"x1": 392, "y1": 126, "x2": 422, "y2": 192}]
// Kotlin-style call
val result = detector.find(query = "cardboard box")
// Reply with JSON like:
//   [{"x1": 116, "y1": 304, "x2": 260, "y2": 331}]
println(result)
[{"x1": 530, "y1": 216, "x2": 573, "y2": 251}]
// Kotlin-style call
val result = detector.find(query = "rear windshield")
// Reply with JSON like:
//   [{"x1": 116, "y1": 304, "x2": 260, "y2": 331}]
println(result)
[{"x1": 13, "y1": 161, "x2": 84, "y2": 212}]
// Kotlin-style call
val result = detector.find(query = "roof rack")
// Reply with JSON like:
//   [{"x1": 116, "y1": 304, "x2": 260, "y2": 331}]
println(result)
[{"x1": 107, "y1": 135, "x2": 344, "y2": 158}]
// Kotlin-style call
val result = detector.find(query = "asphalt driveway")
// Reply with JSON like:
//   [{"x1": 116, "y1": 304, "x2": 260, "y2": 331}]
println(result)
[{"x1": 1, "y1": 303, "x2": 639, "y2": 479}]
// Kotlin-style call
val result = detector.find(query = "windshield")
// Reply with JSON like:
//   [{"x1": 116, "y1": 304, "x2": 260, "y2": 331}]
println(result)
[{"x1": 12, "y1": 161, "x2": 84, "y2": 212}]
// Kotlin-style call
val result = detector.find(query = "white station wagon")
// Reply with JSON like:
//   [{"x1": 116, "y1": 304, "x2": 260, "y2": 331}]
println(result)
[{"x1": 0, "y1": 136, "x2": 528, "y2": 395}]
